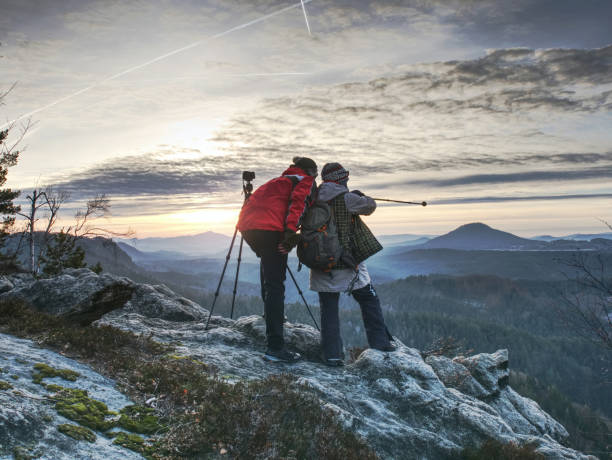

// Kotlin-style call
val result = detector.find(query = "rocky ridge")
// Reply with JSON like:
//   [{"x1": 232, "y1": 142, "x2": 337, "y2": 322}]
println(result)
[{"x1": 0, "y1": 269, "x2": 597, "y2": 459}]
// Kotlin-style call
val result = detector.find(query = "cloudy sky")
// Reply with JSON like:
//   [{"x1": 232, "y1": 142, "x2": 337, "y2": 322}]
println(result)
[{"x1": 2, "y1": 0, "x2": 611, "y2": 237}]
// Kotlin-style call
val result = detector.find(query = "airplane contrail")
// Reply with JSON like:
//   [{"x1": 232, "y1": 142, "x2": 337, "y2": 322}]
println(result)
[
  {"x1": 103, "y1": 72, "x2": 311, "y2": 85},
  {"x1": 1, "y1": 0, "x2": 313, "y2": 130},
  {"x1": 300, "y1": 0, "x2": 312, "y2": 36}
]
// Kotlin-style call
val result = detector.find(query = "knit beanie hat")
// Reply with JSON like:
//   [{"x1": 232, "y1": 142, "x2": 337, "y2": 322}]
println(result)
[
  {"x1": 321, "y1": 162, "x2": 349, "y2": 183},
  {"x1": 292, "y1": 156, "x2": 317, "y2": 174}
]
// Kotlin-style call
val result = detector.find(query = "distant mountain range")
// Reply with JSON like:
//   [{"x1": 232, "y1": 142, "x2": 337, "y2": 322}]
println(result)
[
  {"x1": 412, "y1": 223, "x2": 612, "y2": 251},
  {"x1": 117, "y1": 225, "x2": 612, "y2": 258},
  {"x1": 377, "y1": 234, "x2": 434, "y2": 246},
  {"x1": 532, "y1": 232, "x2": 612, "y2": 242},
  {"x1": 416, "y1": 223, "x2": 534, "y2": 250},
  {"x1": 118, "y1": 231, "x2": 232, "y2": 257}
]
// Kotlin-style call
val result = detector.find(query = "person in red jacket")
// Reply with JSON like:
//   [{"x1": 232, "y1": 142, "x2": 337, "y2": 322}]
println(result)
[{"x1": 238, "y1": 156, "x2": 318, "y2": 363}]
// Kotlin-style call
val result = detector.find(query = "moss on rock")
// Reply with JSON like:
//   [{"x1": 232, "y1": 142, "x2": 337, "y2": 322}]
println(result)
[
  {"x1": 119, "y1": 405, "x2": 164, "y2": 434},
  {"x1": 32, "y1": 363, "x2": 80, "y2": 384},
  {"x1": 113, "y1": 432, "x2": 155, "y2": 458},
  {"x1": 12, "y1": 446, "x2": 39, "y2": 460},
  {"x1": 58, "y1": 423, "x2": 97, "y2": 442},
  {"x1": 0, "y1": 379, "x2": 13, "y2": 390},
  {"x1": 48, "y1": 386, "x2": 116, "y2": 432}
]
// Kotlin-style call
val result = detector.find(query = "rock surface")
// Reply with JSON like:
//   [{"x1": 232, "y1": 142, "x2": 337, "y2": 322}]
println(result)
[
  {"x1": 1, "y1": 268, "x2": 207, "y2": 325},
  {"x1": 0, "y1": 333, "x2": 141, "y2": 460},
  {"x1": 1, "y1": 271, "x2": 597, "y2": 459}
]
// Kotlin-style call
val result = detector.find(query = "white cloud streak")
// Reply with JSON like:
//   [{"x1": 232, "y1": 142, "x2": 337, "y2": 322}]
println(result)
[{"x1": 1, "y1": 0, "x2": 313, "y2": 130}]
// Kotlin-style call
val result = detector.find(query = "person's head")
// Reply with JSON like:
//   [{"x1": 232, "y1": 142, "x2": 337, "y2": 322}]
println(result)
[
  {"x1": 292, "y1": 156, "x2": 318, "y2": 177},
  {"x1": 321, "y1": 162, "x2": 349, "y2": 186}
]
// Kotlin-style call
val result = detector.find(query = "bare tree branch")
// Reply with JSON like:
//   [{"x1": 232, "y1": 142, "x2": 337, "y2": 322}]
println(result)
[{"x1": 557, "y1": 225, "x2": 612, "y2": 350}]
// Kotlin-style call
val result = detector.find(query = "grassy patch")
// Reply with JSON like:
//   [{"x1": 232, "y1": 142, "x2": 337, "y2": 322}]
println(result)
[
  {"x1": 459, "y1": 439, "x2": 545, "y2": 459},
  {"x1": 0, "y1": 297, "x2": 378, "y2": 459},
  {"x1": 0, "y1": 379, "x2": 12, "y2": 390},
  {"x1": 58, "y1": 423, "x2": 96, "y2": 443},
  {"x1": 32, "y1": 363, "x2": 80, "y2": 384}
]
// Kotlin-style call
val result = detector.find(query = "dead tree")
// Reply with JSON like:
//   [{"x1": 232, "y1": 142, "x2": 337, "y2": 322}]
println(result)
[
  {"x1": 0, "y1": 84, "x2": 30, "y2": 270},
  {"x1": 16, "y1": 189, "x2": 49, "y2": 274}
]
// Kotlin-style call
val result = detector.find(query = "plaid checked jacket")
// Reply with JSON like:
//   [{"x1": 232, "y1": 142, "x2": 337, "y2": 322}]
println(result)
[{"x1": 330, "y1": 193, "x2": 383, "y2": 269}]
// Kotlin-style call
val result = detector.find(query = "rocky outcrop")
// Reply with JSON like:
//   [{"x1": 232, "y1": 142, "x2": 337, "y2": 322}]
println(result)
[
  {"x1": 0, "y1": 271, "x2": 596, "y2": 459},
  {"x1": 1, "y1": 268, "x2": 207, "y2": 325}
]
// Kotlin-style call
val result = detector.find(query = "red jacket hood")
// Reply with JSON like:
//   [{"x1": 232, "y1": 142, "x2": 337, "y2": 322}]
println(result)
[{"x1": 282, "y1": 166, "x2": 310, "y2": 177}]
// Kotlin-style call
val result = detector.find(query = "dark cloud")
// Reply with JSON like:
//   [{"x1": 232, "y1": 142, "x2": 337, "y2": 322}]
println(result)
[
  {"x1": 48, "y1": 146, "x2": 298, "y2": 200},
  {"x1": 448, "y1": 46, "x2": 612, "y2": 87},
  {"x1": 410, "y1": 0, "x2": 612, "y2": 49},
  {"x1": 399, "y1": 166, "x2": 612, "y2": 188},
  {"x1": 431, "y1": 193, "x2": 612, "y2": 205}
]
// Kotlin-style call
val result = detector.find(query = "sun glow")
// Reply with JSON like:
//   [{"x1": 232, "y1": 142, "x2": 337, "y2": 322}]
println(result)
[
  {"x1": 164, "y1": 118, "x2": 228, "y2": 156},
  {"x1": 164, "y1": 207, "x2": 240, "y2": 233}
]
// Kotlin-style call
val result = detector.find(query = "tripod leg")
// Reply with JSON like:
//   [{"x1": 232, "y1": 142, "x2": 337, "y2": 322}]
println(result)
[
  {"x1": 205, "y1": 226, "x2": 238, "y2": 330},
  {"x1": 287, "y1": 265, "x2": 320, "y2": 331},
  {"x1": 230, "y1": 236, "x2": 245, "y2": 319}
]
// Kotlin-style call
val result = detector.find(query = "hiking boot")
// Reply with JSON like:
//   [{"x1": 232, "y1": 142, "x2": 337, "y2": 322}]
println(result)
[
  {"x1": 323, "y1": 358, "x2": 344, "y2": 367},
  {"x1": 263, "y1": 348, "x2": 302, "y2": 363},
  {"x1": 375, "y1": 343, "x2": 397, "y2": 352}
]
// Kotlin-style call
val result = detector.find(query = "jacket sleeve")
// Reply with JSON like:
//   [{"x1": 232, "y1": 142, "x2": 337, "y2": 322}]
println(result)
[
  {"x1": 285, "y1": 176, "x2": 316, "y2": 231},
  {"x1": 345, "y1": 192, "x2": 376, "y2": 215}
]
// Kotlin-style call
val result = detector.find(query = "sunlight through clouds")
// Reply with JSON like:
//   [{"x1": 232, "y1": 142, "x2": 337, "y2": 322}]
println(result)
[{"x1": 2, "y1": 0, "x2": 611, "y2": 236}]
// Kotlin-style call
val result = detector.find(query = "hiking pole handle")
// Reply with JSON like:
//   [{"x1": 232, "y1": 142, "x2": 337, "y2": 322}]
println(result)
[{"x1": 372, "y1": 198, "x2": 427, "y2": 206}]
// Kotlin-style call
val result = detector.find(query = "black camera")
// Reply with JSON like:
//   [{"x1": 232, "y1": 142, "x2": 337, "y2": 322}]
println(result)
[{"x1": 242, "y1": 171, "x2": 255, "y2": 182}]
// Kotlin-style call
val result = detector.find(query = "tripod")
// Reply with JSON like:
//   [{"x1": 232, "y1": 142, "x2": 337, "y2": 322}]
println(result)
[{"x1": 204, "y1": 172, "x2": 320, "y2": 332}]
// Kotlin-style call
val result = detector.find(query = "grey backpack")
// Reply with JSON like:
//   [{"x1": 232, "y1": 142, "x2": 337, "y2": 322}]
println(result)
[{"x1": 297, "y1": 197, "x2": 345, "y2": 271}]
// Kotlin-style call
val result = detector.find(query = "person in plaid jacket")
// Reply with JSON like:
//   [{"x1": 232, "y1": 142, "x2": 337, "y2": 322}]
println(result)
[{"x1": 310, "y1": 162, "x2": 395, "y2": 366}]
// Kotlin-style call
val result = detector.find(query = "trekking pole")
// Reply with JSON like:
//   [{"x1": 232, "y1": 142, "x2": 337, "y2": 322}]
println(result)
[
  {"x1": 371, "y1": 198, "x2": 427, "y2": 206},
  {"x1": 286, "y1": 265, "x2": 320, "y2": 331},
  {"x1": 205, "y1": 227, "x2": 238, "y2": 330}
]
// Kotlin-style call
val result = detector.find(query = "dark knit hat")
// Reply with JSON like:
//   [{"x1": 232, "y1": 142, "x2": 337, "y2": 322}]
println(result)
[
  {"x1": 321, "y1": 162, "x2": 349, "y2": 183},
  {"x1": 292, "y1": 157, "x2": 318, "y2": 176}
]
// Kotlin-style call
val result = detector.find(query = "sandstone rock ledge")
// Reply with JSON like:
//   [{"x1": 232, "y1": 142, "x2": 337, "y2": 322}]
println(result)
[{"x1": 0, "y1": 269, "x2": 597, "y2": 459}]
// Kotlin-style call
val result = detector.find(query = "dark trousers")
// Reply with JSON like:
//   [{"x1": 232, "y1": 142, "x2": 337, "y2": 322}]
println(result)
[
  {"x1": 319, "y1": 284, "x2": 392, "y2": 360},
  {"x1": 242, "y1": 230, "x2": 287, "y2": 351}
]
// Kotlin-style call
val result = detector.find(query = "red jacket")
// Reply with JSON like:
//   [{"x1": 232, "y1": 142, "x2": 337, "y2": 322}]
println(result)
[{"x1": 238, "y1": 166, "x2": 316, "y2": 233}]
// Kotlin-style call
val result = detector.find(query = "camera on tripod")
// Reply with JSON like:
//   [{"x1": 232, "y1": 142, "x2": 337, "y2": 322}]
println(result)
[{"x1": 242, "y1": 171, "x2": 255, "y2": 196}]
